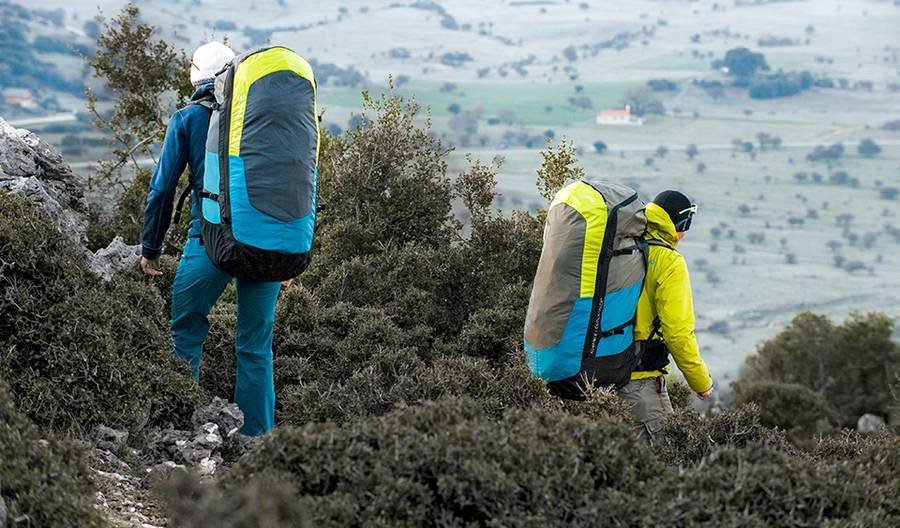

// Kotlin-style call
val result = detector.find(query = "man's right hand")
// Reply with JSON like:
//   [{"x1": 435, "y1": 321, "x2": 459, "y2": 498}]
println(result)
[
  {"x1": 697, "y1": 387, "x2": 715, "y2": 401},
  {"x1": 140, "y1": 257, "x2": 163, "y2": 276}
]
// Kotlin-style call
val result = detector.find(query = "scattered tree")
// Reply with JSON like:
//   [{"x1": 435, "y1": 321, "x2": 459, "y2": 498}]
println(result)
[
  {"x1": 686, "y1": 144, "x2": 699, "y2": 159},
  {"x1": 621, "y1": 88, "x2": 665, "y2": 117},
  {"x1": 857, "y1": 138, "x2": 881, "y2": 157}
]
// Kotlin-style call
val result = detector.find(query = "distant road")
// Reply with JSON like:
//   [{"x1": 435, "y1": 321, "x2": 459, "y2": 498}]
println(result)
[
  {"x1": 65, "y1": 139, "x2": 900, "y2": 171},
  {"x1": 7, "y1": 113, "x2": 78, "y2": 127},
  {"x1": 470, "y1": 139, "x2": 900, "y2": 156}
]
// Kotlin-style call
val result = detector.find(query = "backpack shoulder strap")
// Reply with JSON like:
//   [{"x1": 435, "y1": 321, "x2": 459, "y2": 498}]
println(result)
[
  {"x1": 173, "y1": 184, "x2": 193, "y2": 224},
  {"x1": 647, "y1": 238, "x2": 674, "y2": 250},
  {"x1": 189, "y1": 95, "x2": 217, "y2": 111},
  {"x1": 642, "y1": 239, "x2": 668, "y2": 342},
  {"x1": 172, "y1": 97, "x2": 217, "y2": 224}
]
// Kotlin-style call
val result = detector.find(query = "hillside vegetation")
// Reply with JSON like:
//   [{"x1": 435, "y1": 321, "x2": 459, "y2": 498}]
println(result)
[
  {"x1": 2, "y1": 4, "x2": 899, "y2": 526},
  {"x1": 2, "y1": 87, "x2": 899, "y2": 526}
]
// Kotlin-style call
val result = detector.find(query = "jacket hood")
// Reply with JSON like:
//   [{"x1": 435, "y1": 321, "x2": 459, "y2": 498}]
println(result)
[
  {"x1": 190, "y1": 83, "x2": 214, "y2": 101},
  {"x1": 644, "y1": 202, "x2": 680, "y2": 248}
]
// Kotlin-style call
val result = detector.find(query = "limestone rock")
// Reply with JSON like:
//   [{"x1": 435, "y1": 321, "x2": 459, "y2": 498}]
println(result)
[
  {"x1": 89, "y1": 236, "x2": 141, "y2": 281},
  {"x1": 0, "y1": 117, "x2": 141, "y2": 281},
  {"x1": 856, "y1": 413, "x2": 886, "y2": 434},
  {"x1": 191, "y1": 397, "x2": 244, "y2": 437},
  {"x1": 0, "y1": 117, "x2": 88, "y2": 246},
  {"x1": 193, "y1": 422, "x2": 223, "y2": 450},
  {"x1": 96, "y1": 425, "x2": 130, "y2": 452}
]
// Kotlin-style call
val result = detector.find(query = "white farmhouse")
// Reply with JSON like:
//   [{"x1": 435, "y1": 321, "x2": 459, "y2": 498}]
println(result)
[{"x1": 596, "y1": 105, "x2": 643, "y2": 126}]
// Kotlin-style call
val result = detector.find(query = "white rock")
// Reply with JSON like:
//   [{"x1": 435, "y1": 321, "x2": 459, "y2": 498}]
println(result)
[
  {"x1": 0, "y1": 117, "x2": 141, "y2": 281},
  {"x1": 89, "y1": 236, "x2": 141, "y2": 281},
  {"x1": 857, "y1": 413, "x2": 886, "y2": 434}
]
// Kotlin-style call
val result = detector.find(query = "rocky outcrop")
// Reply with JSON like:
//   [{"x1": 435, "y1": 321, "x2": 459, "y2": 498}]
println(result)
[
  {"x1": 0, "y1": 116, "x2": 139, "y2": 279},
  {"x1": 144, "y1": 397, "x2": 256, "y2": 479},
  {"x1": 89, "y1": 236, "x2": 141, "y2": 281},
  {"x1": 94, "y1": 397, "x2": 253, "y2": 485},
  {"x1": 856, "y1": 413, "x2": 886, "y2": 434},
  {"x1": 91, "y1": 398, "x2": 257, "y2": 527}
]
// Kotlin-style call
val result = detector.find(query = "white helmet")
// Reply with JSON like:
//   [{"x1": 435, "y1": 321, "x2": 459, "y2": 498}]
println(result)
[{"x1": 190, "y1": 42, "x2": 236, "y2": 86}]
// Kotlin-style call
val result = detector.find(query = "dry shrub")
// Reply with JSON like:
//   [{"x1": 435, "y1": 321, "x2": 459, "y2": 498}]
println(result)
[
  {"x1": 0, "y1": 192, "x2": 203, "y2": 434},
  {"x1": 0, "y1": 382, "x2": 105, "y2": 527}
]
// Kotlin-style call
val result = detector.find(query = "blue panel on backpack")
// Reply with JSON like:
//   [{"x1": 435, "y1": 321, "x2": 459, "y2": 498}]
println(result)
[
  {"x1": 228, "y1": 155, "x2": 316, "y2": 253},
  {"x1": 596, "y1": 325, "x2": 634, "y2": 357},
  {"x1": 524, "y1": 296, "x2": 591, "y2": 382},
  {"x1": 595, "y1": 281, "x2": 642, "y2": 357},
  {"x1": 202, "y1": 150, "x2": 221, "y2": 224}
]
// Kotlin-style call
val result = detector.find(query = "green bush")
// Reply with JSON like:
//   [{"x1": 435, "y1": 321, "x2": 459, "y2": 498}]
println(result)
[
  {"x1": 733, "y1": 380, "x2": 836, "y2": 438},
  {"x1": 311, "y1": 95, "x2": 456, "y2": 275},
  {"x1": 0, "y1": 192, "x2": 203, "y2": 434},
  {"x1": 200, "y1": 304, "x2": 239, "y2": 401},
  {"x1": 659, "y1": 404, "x2": 793, "y2": 466},
  {"x1": 667, "y1": 378, "x2": 693, "y2": 410},
  {"x1": 226, "y1": 398, "x2": 654, "y2": 526},
  {"x1": 735, "y1": 311, "x2": 900, "y2": 429},
  {"x1": 0, "y1": 382, "x2": 105, "y2": 527},
  {"x1": 162, "y1": 471, "x2": 311, "y2": 528},
  {"x1": 271, "y1": 285, "x2": 550, "y2": 425},
  {"x1": 643, "y1": 442, "x2": 899, "y2": 526},
  {"x1": 170, "y1": 398, "x2": 899, "y2": 527}
]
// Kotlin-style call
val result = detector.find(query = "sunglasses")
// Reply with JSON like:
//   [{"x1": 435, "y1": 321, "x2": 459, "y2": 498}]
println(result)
[{"x1": 675, "y1": 204, "x2": 698, "y2": 231}]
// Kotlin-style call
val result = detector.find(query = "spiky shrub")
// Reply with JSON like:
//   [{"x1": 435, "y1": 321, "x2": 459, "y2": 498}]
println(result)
[
  {"x1": 162, "y1": 472, "x2": 311, "y2": 528},
  {"x1": 659, "y1": 403, "x2": 793, "y2": 466},
  {"x1": 226, "y1": 398, "x2": 654, "y2": 526},
  {"x1": 272, "y1": 286, "x2": 550, "y2": 426},
  {"x1": 0, "y1": 382, "x2": 105, "y2": 527},
  {"x1": 734, "y1": 311, "x2": 900, "y2": 430},
  {"x1": 0, "y1": 192, "x2": 203, "y2": 433},
  {"x1": 639, "y1": 441, "x2": 900, "y2": 526},
  {"x1": 171, "y1": 398, "x2": 900, "y2": 527},
  {"x1": 733, "y1": 380, "x2": 835, "y2": 439}
]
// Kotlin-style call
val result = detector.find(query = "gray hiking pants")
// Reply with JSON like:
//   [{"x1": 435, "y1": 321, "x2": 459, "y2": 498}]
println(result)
[{"x1": 617, "y1": 376, "x2": 674, "y2": 444}]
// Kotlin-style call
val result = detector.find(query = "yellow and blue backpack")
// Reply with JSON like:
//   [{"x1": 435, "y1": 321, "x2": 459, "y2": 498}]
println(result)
[
  {"x1": 524, "y1": 180, "x2": 647, "y2": 398},
  {"x1": 200, "y1": 46, "x2": 319, "y2": 281}
]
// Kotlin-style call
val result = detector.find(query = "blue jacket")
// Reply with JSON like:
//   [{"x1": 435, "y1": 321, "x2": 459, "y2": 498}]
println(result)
[{"x1": 141, "y1": 84, "x2": 214, "y2": 260}]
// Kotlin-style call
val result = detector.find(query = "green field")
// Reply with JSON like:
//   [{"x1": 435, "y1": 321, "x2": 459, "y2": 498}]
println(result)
[{"x1": 323, "y1": 79, "x2": 643, "y2": 126}]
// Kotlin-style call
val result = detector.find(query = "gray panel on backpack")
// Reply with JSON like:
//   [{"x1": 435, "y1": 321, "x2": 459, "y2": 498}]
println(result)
[
  {"x1": 206, "y1": 110, "x2": 220, "y2": 153},
  {"x1": 241, "y1": 70, "x2": 317, "y2": 222},
  {"x1": 524, "y1": 204, "x2": 586, "y2": 350}
]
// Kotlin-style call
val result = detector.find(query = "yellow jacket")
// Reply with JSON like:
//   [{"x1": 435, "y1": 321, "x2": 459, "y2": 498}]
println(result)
[{"x1": 631, "y1": 203, "x2": 713, "y2": 393}]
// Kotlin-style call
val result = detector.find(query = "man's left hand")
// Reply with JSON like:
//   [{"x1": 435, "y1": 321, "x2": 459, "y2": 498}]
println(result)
[{"x1": 697, "y1": 387, "x2": 715, "y2": 400}]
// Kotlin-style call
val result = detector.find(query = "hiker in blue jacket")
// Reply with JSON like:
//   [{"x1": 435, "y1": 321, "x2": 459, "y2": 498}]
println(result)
[{"x1": 140, "y1": 42, "x2": 287, "y2": 436}]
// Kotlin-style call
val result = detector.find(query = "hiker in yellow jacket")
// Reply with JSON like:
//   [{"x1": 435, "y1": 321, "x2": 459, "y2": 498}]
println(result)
[{"x1": 618, "y1": 190, "x2": 715, "y2": 442}]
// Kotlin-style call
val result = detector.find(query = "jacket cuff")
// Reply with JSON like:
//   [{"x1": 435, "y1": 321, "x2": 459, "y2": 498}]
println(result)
[{"x1": 141, "y1": 244, "x2": 162, "y2": 260}]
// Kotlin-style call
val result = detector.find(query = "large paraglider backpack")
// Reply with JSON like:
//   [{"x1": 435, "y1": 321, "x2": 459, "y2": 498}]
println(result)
[
  {"x1": 524, "y1": 180, "x2": 648, "y2": 399},
  {"x1": 196, "y1": 46, "x2": 320, "y2": 282}
]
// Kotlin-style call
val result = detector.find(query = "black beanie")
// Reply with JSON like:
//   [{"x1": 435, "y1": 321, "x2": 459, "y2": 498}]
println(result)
[{"x1": 653, "y1": 190, "x2": 696, "y2": 231}]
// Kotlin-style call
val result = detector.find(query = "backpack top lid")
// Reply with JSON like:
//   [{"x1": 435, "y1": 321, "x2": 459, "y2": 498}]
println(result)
[{"x1": 216, "y1": 46, "x2": 318, "y2": 163}]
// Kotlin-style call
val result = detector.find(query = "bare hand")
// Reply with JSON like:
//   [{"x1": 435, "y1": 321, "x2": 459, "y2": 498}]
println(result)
[
  {"x1": 281, "y1": 278, "x2": 294, "y2": 289},
  {"x1": 697, "y1": 387, "x2": 715, "y2": 401},
  {"x1": 140, "y1": 257, "x2": 162, "y2": 276}
]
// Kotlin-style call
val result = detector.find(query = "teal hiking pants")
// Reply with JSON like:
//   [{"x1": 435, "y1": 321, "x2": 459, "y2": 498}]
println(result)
[{"x1": 170, "y1": 237, "x2": 281, "y2": 436}]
